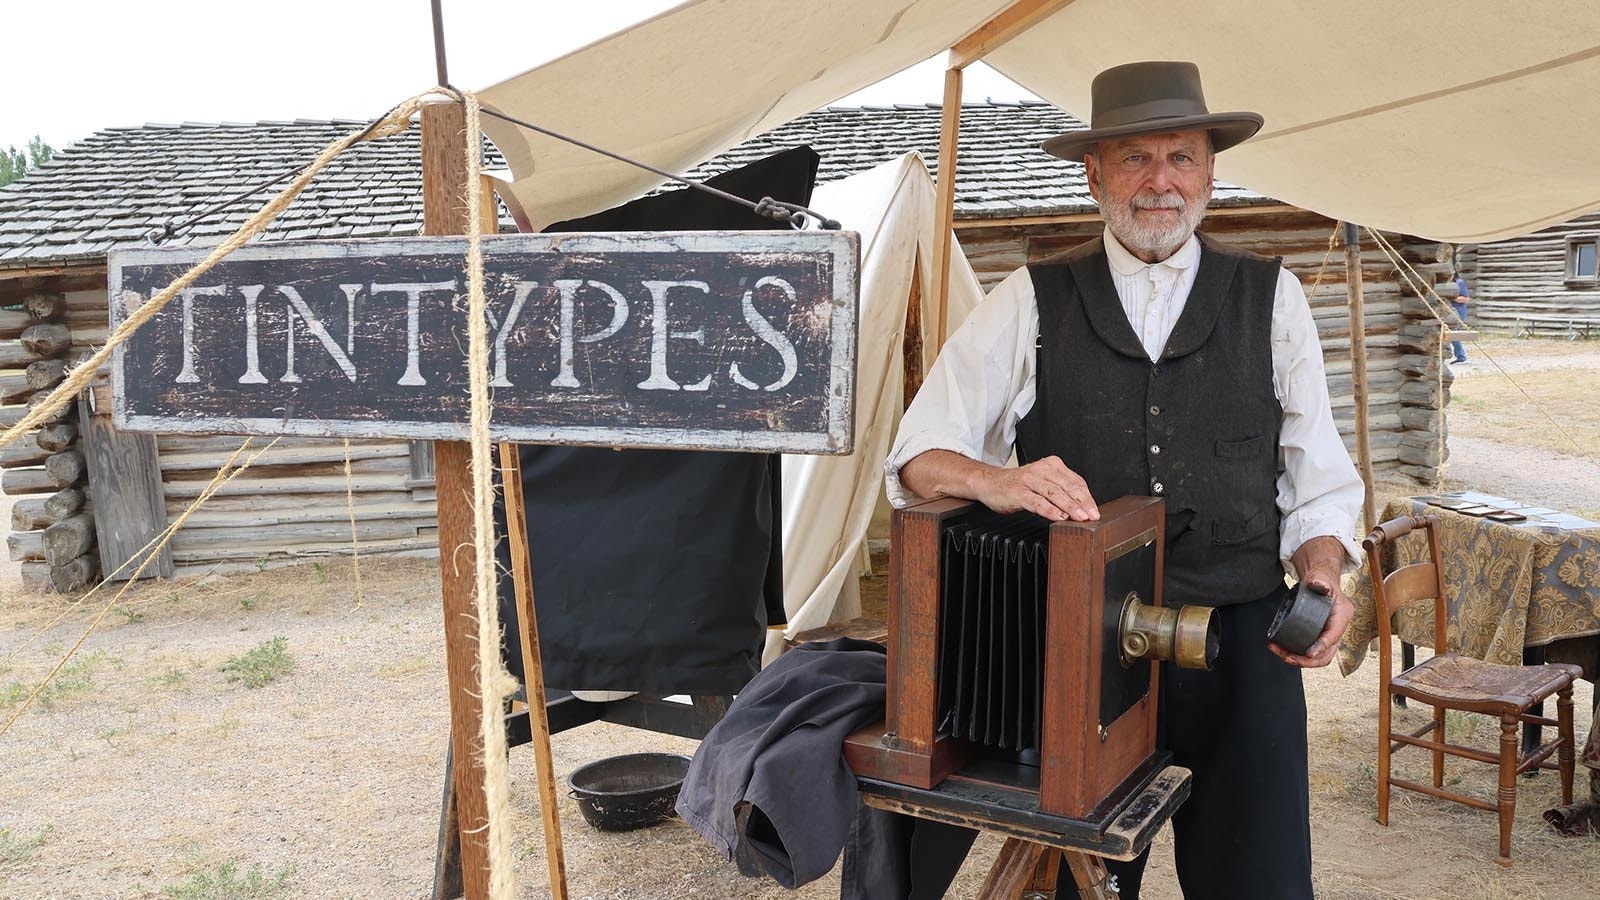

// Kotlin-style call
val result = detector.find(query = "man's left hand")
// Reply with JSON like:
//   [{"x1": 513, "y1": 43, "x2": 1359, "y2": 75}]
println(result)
[
  {"x1": 1271, "y1": 535, "x2": 1355, "y2": 668},
  {"x1": 1268, "y1": 578, "x2": 1353, "y2": 668}
]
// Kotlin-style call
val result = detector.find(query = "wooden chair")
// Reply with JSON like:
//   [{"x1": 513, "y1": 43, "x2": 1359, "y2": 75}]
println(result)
[{"x1": 1364, "y1": 514, "x2": 1581, "y2": 866}]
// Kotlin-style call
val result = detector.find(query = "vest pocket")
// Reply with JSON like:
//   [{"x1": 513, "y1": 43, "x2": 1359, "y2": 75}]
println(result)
[
  {"x1": 1214, "y1": 435, "x2": 1266, "y2": 459},
  {"x1": 1211, "y1": 511, "x2": 1268, "y2": 545}
]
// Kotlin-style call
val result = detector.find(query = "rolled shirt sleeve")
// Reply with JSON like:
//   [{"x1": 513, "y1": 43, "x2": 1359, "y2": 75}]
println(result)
[
  {"x1": 1270, "y1": 268, "x2": 1365, "y2": 573},
  {"x1": 883, "y1": 268, "x2": 1039, "y2": 507}
]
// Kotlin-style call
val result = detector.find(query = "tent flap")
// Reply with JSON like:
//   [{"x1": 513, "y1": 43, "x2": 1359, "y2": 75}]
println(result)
[{"x1": 480, "y1": 0, "x2": 1600, "y2": 242}]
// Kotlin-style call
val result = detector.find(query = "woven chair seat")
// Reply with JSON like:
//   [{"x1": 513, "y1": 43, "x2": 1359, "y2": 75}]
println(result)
[{"x1": 1391, "y1": 654, "x2": 1581, "y2": 713}]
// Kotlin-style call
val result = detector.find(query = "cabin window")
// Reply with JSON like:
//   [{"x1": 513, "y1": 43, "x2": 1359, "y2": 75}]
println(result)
[{"x1": 1566, "y1": 236, "x2": 1599, "y2": 286}]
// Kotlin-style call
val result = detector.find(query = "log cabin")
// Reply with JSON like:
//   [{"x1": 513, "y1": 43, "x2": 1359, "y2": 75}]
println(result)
[
  {"x1": 1457, "y1": 211, "x2": 1600, "y2": 338},
  {"x1": 0, "y1": 101, "x2": 1455, "y2": 590}
]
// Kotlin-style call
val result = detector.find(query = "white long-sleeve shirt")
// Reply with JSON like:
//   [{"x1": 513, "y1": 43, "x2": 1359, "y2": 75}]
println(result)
[{"x1": 884, "y1": 228, "x2": 1364, "y2": 573}]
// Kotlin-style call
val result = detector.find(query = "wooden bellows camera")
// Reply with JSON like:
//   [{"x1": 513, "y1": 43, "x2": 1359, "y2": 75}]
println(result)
[{"x1": 844, "y1": 495, "x2": 1217, "y2": 820}]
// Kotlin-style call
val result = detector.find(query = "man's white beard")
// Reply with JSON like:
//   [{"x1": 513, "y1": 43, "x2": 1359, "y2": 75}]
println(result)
[{"x1": 1102, "y1": 191, "x2": 1208, "y2": 260}]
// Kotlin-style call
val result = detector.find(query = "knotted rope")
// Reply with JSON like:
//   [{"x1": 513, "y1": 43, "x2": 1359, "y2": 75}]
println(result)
[{"x1": 454, "y1": 87, "x2": 521, "y2": 898}]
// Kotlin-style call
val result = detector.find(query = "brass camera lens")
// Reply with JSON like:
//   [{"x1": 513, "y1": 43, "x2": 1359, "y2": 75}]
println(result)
[{"x1": 1119, "y1": 593, "x2": 1219, "y2": 670}]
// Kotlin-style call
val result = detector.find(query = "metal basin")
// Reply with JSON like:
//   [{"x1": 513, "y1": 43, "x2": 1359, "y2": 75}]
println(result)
[{"x1": 566, "y1": 752, "x2": 692, "y2": 831}]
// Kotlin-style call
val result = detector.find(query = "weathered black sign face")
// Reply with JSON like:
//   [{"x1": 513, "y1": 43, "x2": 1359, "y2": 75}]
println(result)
[{"x1": 109, "y1": 231, "x2": 858, "y2": 454}]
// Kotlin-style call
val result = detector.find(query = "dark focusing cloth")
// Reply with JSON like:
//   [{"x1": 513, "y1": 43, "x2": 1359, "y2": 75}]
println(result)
[
  {"x1": 676, "y1": 637, "x2": 888, "y2": 888},
  {"x1": 494, "y1": 146, "x2": 819, "y2": 694}
]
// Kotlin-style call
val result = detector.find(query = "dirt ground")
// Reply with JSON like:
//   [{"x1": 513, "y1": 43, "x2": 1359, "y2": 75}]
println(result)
[{"x1": 2, "y1": 337, "x2": 1599, "y2": 899}]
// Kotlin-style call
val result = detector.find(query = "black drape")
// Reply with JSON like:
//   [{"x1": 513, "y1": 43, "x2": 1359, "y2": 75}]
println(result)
[{"x1": 494, "y1": 146, "x2": 819, "y2": 694}]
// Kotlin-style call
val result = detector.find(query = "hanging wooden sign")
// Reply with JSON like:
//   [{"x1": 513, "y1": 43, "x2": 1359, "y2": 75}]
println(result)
[{"x1": 109, "y1": 231, "x2": 857, "y2": 454}]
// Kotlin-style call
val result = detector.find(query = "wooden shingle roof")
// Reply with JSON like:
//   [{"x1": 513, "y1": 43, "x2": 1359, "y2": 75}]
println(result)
[{"x1": 0, "y1": 102, "x2": 1271, "y2": 270}]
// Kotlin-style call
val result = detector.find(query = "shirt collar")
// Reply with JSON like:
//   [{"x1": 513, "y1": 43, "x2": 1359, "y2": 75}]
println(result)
[{"x1": 1102, "y1": 227, "x2": 1201, "y2": 277}]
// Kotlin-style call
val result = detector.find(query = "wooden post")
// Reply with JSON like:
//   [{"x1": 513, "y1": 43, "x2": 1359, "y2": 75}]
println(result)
[
  {"x1": 931, "y1": 0, "x2": 1077, "y2": 356},
  {"x1": 497, "y1": 444, "x2": 569, "y2": 900},
  {"x1": 931, "y1": 64, "x2": 962, "y2": 355},
  {"x1": 1343, "y1": 222, "x2": 1377, "y2": 531},
  {"x1": 421, "y1": 97, "x2": 493, "y2": 900}
]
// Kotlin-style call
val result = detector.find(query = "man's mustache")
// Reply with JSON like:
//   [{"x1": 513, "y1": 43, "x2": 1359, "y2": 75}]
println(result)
[{"x1": 1131, "y1": 193, "x2": 1186, "y2": 211}]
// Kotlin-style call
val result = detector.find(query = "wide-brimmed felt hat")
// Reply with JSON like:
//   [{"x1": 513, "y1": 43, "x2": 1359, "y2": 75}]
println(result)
[{"x1": 1042, "y1": 61, "x2": 1263, "y2": 162}]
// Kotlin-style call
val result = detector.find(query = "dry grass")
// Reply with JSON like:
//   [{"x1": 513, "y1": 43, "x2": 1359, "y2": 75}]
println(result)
[{"x1": 1449, "y1": 344, "x2": 1600, "y2": 462}]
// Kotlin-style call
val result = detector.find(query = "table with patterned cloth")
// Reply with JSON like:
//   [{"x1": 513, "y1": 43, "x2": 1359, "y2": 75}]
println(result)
[{"x1": 1338, "y1": 492, "x2": 1600, "y2": 677}]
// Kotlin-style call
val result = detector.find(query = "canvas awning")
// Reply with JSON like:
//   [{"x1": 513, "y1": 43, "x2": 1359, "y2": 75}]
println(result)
[{"x1": 479, "y1": 0, "x2": 1600, "y2": 243}]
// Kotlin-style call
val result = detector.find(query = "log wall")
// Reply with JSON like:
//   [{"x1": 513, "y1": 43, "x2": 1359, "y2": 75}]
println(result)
[
  {"x1": 953, "y1": 206, "x2": 1454, "y2": 485},
  {"x1": 0, "y1": 276, "x2": 99, "y2": 592},
  {"x1": 1469, "y1": 211, "x2": 1600, "y2": 336},
  {"x1": 0, "y1": 270, "x2": 438, "y2": 587}
]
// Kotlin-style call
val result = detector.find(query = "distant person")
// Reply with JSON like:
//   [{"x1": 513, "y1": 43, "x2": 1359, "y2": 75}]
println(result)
[{"x1": 1450, "y1": 273, "x2": 1471, "y2": 364}]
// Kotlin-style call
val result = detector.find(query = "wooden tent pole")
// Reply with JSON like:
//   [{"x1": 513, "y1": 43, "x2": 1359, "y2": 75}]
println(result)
[
  {"x1": 421, "y1": 98, "x2": 493, "y2": 900},
  {"x1": 931, "y1": 64, "x2": 963, "y2": 355},
  {"x1": 497, "y1": 444, "x2": 570, "y2": 899},
  {"x1": 931, "y1": 0, "x2": 1078, "y2": 356},
  {"x1": 1342, "y1": 221, "x2": 1377, "y2": 531}
]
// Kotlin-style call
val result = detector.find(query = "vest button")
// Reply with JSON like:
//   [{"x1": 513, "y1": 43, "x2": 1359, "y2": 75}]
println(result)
[
  {"x1": 1148, "y1": 405, "x2": 1161, "y2": 416},
  {"x1": 1152, "y1": 481, "x2": 1165, "y2": 494},
  {"x1": 1150, "y1": 444, "x2": 1162, "y2": 455}
]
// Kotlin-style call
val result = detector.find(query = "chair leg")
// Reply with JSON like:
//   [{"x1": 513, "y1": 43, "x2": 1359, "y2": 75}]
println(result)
[
  {"x1": 1497, "y1": 715, "x2": 1517, "y2": 867},
  {"x1": 1557, "y1": 685, "x2": 1575, "y2": 806},
  {"x1": 1432, "y1": 704, "x2": 1446, "y2": 789},
  {"x1": 1377, "y1": 689, "x2": 1393, "y2": 826}
]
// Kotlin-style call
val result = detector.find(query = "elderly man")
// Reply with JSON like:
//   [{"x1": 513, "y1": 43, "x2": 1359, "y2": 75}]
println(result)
[{"x1": 884, "y1": 61, "x2": 1363, "y2": 899}]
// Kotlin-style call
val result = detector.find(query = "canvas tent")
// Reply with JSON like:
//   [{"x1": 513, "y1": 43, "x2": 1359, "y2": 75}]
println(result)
[
  {"x1": 479, "y1": 0, "x2": 1600, "y2": 244},
  {"x1": 472, "y1": 0, "x2": 1600, "y2": 650},
  {"x1": 776, "y1": 153, "x2": 981, "y2": 658}
]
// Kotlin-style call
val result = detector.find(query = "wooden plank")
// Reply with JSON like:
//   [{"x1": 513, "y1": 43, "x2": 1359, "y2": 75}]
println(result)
[
  {"x1": 167, "y1": 533, "x2": 435, "y2": 563},
  {"x1": 166, "y1": 499, "x2": 433, "y2": 529},
  {"x1": 160, "y1": 471, "x2": 407, "y2": 498},
  {"x1": 948, "y1": 0, "x2": 1078, "y2": 69},
  {"x1": 108, "y1": 230, "x2": 859, "y2": 455},
  {"x1": 858, "y1": 764, "x2": 1191, "y2": 863},
  {"x1": 157, "y1": 443, "x2": 411, "y2": 472},
  {"x1": 76, "y1": 397, "x2": 173, "y2": 581},
  {"x1": 498, "y1": 443, "x2": 569, "y2": 899}
]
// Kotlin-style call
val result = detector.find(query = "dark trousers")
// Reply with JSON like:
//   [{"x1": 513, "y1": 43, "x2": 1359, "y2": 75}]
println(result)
[
  {"x1": 1449, "y1": 301, "x2": 1469, "y2": 361},
  {"x1": 1076, "y1": 587, "x2": 1312, "y2": 900}
]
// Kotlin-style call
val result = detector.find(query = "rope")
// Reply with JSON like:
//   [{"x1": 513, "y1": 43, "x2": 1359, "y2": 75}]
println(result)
[
  {"x1": 455, "y1": 87, "x2": 520, "y2": 899},
  {"x1": 1366, "y1": 228, "x2": 1600, "y2": 477},
  {"x1": 0, "y1": 93, "x2": 430, "y2": 456},
  {"x1": 343, "y1": 438, "x2": 365, "y2": 608},
  {"x1": 1305, "y1": 222, "x2": 1341, "y2": 301},
  {"x1": 0, "y1": 438, "x2": 279, "y2": 742}
]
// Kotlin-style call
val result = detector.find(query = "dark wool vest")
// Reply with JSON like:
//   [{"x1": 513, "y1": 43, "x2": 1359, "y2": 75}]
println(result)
[{"x1": 1016, "y1": 236, "x2": 1285, "y2": 606}]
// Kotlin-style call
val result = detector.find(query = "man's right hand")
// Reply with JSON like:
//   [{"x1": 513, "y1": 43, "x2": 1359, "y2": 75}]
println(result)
[{"x1": 898, "y1": 451, "x2": 1100, "y2": 522}]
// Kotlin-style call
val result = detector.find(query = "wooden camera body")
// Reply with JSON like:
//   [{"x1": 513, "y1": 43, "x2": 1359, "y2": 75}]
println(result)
[{"x1": 844, "y1": 495, "x2": 1173, "y2": 821}]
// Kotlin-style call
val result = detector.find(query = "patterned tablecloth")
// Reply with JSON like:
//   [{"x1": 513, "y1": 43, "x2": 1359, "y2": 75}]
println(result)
[{"x1": 1338, "y1": 493, "x2": 1600, "y2": 676}]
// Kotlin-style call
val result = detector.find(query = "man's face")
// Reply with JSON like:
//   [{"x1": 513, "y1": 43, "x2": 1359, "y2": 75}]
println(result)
[{"x1": 1084, "y1": 129, "x2": 1215, "y2": 263}]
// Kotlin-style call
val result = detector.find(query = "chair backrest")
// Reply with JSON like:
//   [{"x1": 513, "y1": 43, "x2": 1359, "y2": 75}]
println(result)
[{"x1": 1362, "y1": 514, "x2": 1450, "y2": 673}]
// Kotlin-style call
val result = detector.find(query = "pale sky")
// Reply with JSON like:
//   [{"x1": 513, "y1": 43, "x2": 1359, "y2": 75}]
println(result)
[{"x1": 3, "y1": 0, "x2": 1034, "y2": 156}]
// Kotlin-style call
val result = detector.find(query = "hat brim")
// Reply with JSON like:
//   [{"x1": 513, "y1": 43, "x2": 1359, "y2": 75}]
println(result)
[{"x1": 1041, "y1": 112, "x2": 1264, "y2": 162}]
